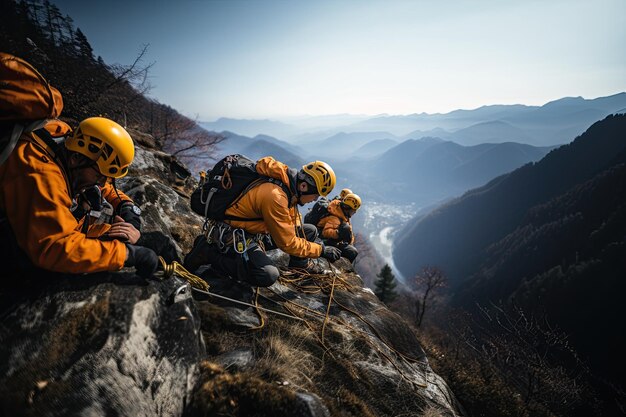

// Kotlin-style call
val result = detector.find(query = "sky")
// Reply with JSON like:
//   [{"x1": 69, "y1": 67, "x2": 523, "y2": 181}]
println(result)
[{"x1": 55, "y1": 0, "x2": 625, "y2": 121}]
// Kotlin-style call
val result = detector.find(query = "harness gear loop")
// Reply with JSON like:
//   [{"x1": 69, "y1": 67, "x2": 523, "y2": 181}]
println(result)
[
  {"x1": 204, "y1": 220, "x2": 216, "y2": 244},
  {"x1": 217, "y1": 224, "x2": 228, "y2": 251}
]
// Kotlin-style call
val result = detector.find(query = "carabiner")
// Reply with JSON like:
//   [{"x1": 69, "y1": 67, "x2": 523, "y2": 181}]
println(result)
[{"x1": 233, "y1": 228, "x2": 247, "y2": 254}]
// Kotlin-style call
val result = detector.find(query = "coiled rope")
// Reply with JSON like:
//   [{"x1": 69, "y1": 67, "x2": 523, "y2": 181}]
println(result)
[
  {"x1": 157, "y1": 257, "x2": 427, "y2": 388},
  {"x1": 157, "y1": 257, "x2": 303, "y2": 322}
]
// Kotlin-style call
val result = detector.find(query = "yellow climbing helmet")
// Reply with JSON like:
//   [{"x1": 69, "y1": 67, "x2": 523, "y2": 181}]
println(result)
[
  {"x1": 342, "y1": 193, "x2": 361, "y2": 211},
  {"x1": 301, "y1": 160, "x2": 336, "y2": 196},
  {"x1": 339, "y1": 188, "x2": 353, "y2": 199},
  {"x1": 65, "y1": 117, "x2": 135, "y2": 178}
]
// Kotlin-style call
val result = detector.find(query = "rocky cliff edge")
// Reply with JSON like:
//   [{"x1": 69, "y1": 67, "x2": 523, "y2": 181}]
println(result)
[{"x1": 0, "y1": 140, "x2": 463, "y2": 417}]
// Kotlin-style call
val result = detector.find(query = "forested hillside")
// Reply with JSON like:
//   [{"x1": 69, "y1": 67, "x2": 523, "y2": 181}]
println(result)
[
  {"x1": 394, "y1": 114, "x2": 626, "y2": 282},
  {"x1": 0, "y1": 0, "x2": 220, "y2": 169},
  {"x1": 391, "y1": 114, "x2": 626, "y2": 413}
]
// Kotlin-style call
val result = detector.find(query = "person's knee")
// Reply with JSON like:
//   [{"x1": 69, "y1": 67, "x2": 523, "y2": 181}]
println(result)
[
  {"x1": 249, "y1": 264, "x2": 280, "y2": 287},
  {"x1": 183, "y1": 235, "x2": 211, "y2": 272},
  {"x1": 343, "y1": 245, "x2": 358, "y2": 262},
  {"x1": 301, "y1": 223, "x2": 318, "y2": 242}
]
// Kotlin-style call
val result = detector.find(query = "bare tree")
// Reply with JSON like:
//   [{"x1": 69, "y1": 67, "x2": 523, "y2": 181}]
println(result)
[
  {"x1": 473, "y1": 303, "x2": 586, "y2": 416},
  {"x1": 106, "y1": 44, "x2": 154, "y2": 93},
  {"x1": 144, "y1": 106, "x2": 225, "y2": 174},
  {"x1": 352, "y1": 232, "x2": 384, "y2": 287},
  {"x1": 414, "y1": 266, "x2": 447, "y2": 328}
]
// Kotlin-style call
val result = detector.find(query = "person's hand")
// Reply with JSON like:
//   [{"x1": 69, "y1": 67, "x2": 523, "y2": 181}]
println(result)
[
  {"x1": 321, "y1": 246, "x2": 342, "y2": 262},
  {"x1": 106, "y1": 215, "x2": 141, "y2": 244},
  {"x1": 338, "y1": 222, "x2": 352, "y2": 242},
  {"x1": 125, "y1": 244, "x2": 159, "y2": 278},
  {"x1": 118, "y1": 202, "x2": 142, "y2": 231}
]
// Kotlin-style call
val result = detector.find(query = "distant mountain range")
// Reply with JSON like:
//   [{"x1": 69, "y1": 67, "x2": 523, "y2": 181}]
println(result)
[
  {"x1": 352, "y1": 138, "x2": 399, "y2": 158},
  {"x1": 201, "y1": 93, "x2": 626, "y2": 149},
  {"x1": 199, "y1": 119, "x2": 298, "y2": 139},
  {"x1": 208, "y1": 131, "x2": 305, "y2": 168},
  {"x1": 393, "y1": 114, "x2": 626, "y2": 283},
  {"x1": 392, "y1": 114, "x2": 626, "y2": 390},
  {"x1": 341, "y1": 138, "x2": 553, "y2": 205},
  {"x1": 202, "y1": 127, "x2": 555, "y2": 208},
  {"x1": 197, "y1": 94, "x2": 626, "y2": 211}
]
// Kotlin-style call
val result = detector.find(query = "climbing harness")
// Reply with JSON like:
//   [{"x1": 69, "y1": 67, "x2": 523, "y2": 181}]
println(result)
[{"x1": 202, "y1": 219, "x2": 270, "y2": 258}]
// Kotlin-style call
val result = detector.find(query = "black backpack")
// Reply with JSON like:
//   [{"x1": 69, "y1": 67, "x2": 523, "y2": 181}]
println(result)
[
  {"x1": 190, "y1": 154, "x2": 290, "y2": 222},
  {"x1": 303, "y1": 197, "x2": 331, "y2": 226}
]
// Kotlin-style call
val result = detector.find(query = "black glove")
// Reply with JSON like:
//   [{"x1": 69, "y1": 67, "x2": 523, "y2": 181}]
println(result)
[
  {"x1": 321, "y1": 246, "x2": 342, "y2": 262},
  {"x1": 81, "y1": 185, "x2": 103, "y2": 210},
  {"x1": 125, "y1": 244, "x2": 159, "y2": 278},
  {"x1": 338, "y1": 222, "x2": 352, "y2": 242},
  {"x1": 118, "y1": 202, "x2": 142, "y2": 231},
  {"x1": 72, "y1": 185, "x2": 103, "y2": 220}
]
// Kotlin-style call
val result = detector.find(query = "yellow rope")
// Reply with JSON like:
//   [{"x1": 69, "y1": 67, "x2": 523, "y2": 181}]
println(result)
[
  {"x1": 321, "y1": 260, "x2": 337, "y2": 345},
  {"x1": 158, "y1": 256, "x2": 210, "y2": 292},
  {"x1": 250, "y1": 287, "x2": 266, "y2": 330}
]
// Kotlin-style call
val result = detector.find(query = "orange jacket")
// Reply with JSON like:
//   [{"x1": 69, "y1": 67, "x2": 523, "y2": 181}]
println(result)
[
  {"x1": 101, "y1": 180, "x2": 132, "y2": 211},
  {"x1": 317, "y1": 199, "x2": 354, "y2": 244},
  {"x1": 0, "y1": 132, "x2": 127, "y2": 273},
  {"x1": 224, "y1": 157, "x2": 322, "y2": 258}
]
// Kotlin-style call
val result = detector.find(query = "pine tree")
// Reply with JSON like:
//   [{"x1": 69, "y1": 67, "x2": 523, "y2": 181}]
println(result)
[
  {"x1": 374, "y1": 264, "x2": 398, "y2": 304},
  {"x1": 74, "y1": 27, "x2": 93, "y2": 60}
]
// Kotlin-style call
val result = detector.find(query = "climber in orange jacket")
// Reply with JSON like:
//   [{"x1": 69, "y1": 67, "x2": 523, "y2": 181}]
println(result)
[
  {"x1": 43, "y1": 120, "x2": 143, "y2": 237},
  {"x1": 0, "y1": 117, "x2": 158, "y2": 278},
  {"x1": 184, "y1": 157, "x2": 343, "y2": 287},
  {"x1": 316, "y1": 193, "x2": 361, "y2": 263}
]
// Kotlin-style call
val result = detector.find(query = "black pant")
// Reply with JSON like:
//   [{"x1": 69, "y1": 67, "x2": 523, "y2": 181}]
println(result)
[
  {"x1": 184, "y1": 224, "x2": 319, "y2": 287},
  {"x1": 323, "y1": 239, "x2": 358, "y2": 262}
]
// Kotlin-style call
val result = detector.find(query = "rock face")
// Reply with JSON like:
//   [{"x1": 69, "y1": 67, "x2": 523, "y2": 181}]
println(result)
[
  {"x1": 188, "y1": 256, "x2": 463, "y2": 417},
  {"x1": 0, "y1": 274, "x2": 205, "y2": 416},
  {"x1": 119, "y1": 146, "x2": 206, "y2": 261},
  {"x1": 1, "y1": 142, "x2": 463, "y2": 416}
]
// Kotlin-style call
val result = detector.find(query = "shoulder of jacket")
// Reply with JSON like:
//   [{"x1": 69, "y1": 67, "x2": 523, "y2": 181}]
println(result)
[
  {"x1": 257, "y1": 181, "x2": 289, "y2": 199},
  {"x1": 15, "y1": 135, "x2": 59, "y2": 169},
  {"x1": 325, "y1": 214, "x2": 341, "y2": 224}
]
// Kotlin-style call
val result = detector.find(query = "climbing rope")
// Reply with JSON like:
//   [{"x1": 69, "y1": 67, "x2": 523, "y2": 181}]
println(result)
[
  {"x1": 159, "y1": 257, "x2": 209, "y2": 292},
  {"x1": 157, "y1": 257, "x2": 427, "y2": 387},
  {"x1": 157, "y1": 257, "x2": 303, "y2": 322},
  {"x1": 321, "y1": 259, "x2": 337, "y2": 344}
]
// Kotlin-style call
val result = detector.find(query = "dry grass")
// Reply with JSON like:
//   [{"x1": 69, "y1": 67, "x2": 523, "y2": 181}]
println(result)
[
  {"x1": 252, "y1": 327, "x2": 321, "y2": 387},
  {"x1": 187, "y1": 361, "x2": 303, "y2": 417},
  {"x1": 419, "y1": 405, "x2": 448, "y2": 417}
]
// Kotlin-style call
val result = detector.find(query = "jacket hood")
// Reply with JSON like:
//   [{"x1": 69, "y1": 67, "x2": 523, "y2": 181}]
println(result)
[
  {"x1": 328, "y1": 199, "x2": 348, "y2": 222},
  {"x1": 255, "y1": 156, "x2": 298, "y2": 204}
]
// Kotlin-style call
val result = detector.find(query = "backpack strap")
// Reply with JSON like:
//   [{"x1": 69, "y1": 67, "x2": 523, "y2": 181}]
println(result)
[
  {"x1": 0, "y1": 119, "x2": 48, "y2": 166},
  {"x1": 0, "y1": 124, "x2": 23, "y2": 166},
  {"x1": 267, "y1": 177, "x2": 294, "y2": 205},
  {"x1": 221, "y1": 177, "x2": 265, "y2": 222},
  {"x1": 220, "y1": 176, "x2": 293, "y2": 222},
  {"x1": 23, "y1": 127, "x2": 73, "y2": 196}
]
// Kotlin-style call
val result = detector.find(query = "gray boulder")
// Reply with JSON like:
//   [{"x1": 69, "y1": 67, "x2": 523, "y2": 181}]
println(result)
[{"x1": 0, "y1": 273, "x2": 205, "y2": 417}]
